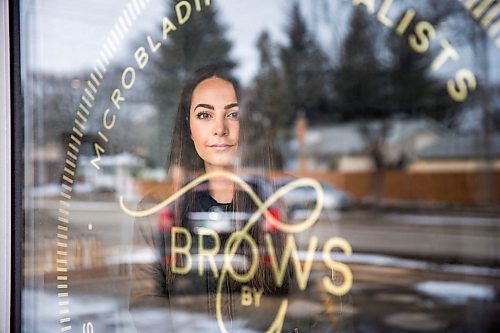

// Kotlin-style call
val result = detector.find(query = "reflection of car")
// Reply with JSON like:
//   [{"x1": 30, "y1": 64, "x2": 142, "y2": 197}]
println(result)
[
  {"x1": 274, "y1": 178, "x2": 355, "y2": 216},
  {"x1": 156, "y1": 176, "x2": 288, "y2": 294}
]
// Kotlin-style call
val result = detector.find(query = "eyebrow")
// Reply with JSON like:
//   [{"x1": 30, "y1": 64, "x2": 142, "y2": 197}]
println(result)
[{"x1": 193, "y1": 103, "x2": 239, "y2": 111}]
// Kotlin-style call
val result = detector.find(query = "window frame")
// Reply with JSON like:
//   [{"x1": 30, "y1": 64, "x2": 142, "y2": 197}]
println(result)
[{"x1": 2, "y1": 0, "x2": 23, "y2": 332}]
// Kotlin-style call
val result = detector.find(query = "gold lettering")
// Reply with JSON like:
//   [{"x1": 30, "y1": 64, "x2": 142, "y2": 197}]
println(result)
[
  {"x1": 408, "y1": 21, "x2": 436, "y2": 53},
  {"x1": 431, "y1": 39, "x2": 459, "y2": 71},
  {"x1": 480, "y1": 3, "x2": 500, "y2": 28},
  {"x1": 447, "y1": 68, "x2": 477, "y2": 102},
  {"x1": 472, "y1": 0, "x2": 494, "y2": 19},
  {"x1": 111, "y1": 89, "x2": 124, "y2": 110},
  {"x1": 322, "y1": 237, "x2": 353, "y2": 296},
  {"x1": 171, "y1": 227, "x2": 192, "y2": 274},
  {"x1": 253, "y1": 287, "x2": 263, "y2": 307},
  {"x1": 224, "y1": 231, "x2": 258, "y2": 283},
  {"x1": 147, "y1": 35, "x2": 161, "y2": 53},
  {"x1": 198, "y1": 227, "x2": 220, "y2": 277},
  {"x1": 377, "y1": 0, "x2": 394, "y2": 28},
  {"x1": 91, "y1": 143, "x2": 105, "y2": 170},
  {"x1": 121, "y1": 67, "x2": 135, "y2": 90},
  {"x1": 176, "y1": 1, "x2": 192, "y2": 25},
  {"x1": 194, "y1": 0, "x2": 202, "y2": 11},
  {"x1": 240, "y1": 286, "x2": 263, "y2": 307},
  {"x1": 241, "y1": 286, "x2": 253, "y2": 306},
  {"x1": 103, "y1": 109, "x2": 115, "y2": 130},
  {"x1": 134, "y1": 47, "x2": 149, "y2": 70},
  {"x1": 163, "y1": 17, "x2": 177, "y2": 39},
  {"x1": 265, "y1": 234, "x2": 317, "y2": 290},
  {"x1": 396, "y1": 9, "x2": 416, "y2": 35}
]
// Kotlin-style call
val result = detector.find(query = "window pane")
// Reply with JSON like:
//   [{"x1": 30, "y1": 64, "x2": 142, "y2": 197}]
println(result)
[{"x1": 21, "y1": 1, "x2": 500, "y2": 332}]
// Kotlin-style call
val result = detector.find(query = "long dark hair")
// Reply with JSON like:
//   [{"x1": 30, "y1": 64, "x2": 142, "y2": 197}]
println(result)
[{"x1": 165, "y1": 65, "x2": 286, "y2": 299}]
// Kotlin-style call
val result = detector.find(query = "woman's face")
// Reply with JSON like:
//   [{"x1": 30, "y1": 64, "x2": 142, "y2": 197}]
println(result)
[{"x1": 189, "y1": 77, "x2": 239, "y2": 171}]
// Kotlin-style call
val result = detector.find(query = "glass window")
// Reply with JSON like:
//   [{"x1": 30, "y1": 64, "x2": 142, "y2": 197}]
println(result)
[{"x1": 19, "y1": 1, "x2": 500, "y2": 332}]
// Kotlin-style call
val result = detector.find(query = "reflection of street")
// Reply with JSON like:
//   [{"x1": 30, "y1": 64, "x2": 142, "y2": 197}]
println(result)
[
  {"x1": 298, "y1": 209, "x2": 500, "y2": 263},
  {"x1": 28, "y1": 202, "x2": 500, "y2": 332}
]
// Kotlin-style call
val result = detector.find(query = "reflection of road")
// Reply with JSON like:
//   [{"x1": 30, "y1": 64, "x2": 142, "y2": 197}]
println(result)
[
  {"x1": 296, "y1": 209, "x2": 500, "y2": 263},
  {"x1": 29, "y1": 202, "x2": 500, "y2": 332}
]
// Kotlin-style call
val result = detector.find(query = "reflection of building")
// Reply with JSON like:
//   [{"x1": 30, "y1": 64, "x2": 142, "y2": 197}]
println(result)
[
  {"x1": 410, "y1": 133, "x2": 500, "y2": 172},
  {"x1": 288, "y1": 118, "x2": 441, "y2": 172},
  {"x1": 80, "y1": 153, "x2": 145, "y2": 199}
]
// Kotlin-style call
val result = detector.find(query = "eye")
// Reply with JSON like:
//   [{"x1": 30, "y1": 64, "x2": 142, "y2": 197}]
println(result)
[
  {"x1": 227, "y1": 111, "x2": 239, "y2": 119},
  {"x1": 196, "y1": 111, "x2": 211, "y2": 119}
]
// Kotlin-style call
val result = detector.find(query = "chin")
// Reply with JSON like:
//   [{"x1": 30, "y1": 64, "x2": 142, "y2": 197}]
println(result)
[{"x1": 205, "y1": 157, "x2": 235, "y2": 170}]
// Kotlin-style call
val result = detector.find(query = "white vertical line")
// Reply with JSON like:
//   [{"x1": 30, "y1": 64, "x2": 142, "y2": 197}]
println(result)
[
  {"x1": 84, "y1": 88, "x2": 95, "y2": 101},
  {"x1": 78, "y1": 103, "x2": 89, "y2": 115},
  {"x1": 111, "y1": 30, "x2": 120, "y2": 46},
  {"x1": 103, "y1": 44, "x2": 113, "y2": 59},
  {"x1": 132, "y1": 0, "x2": 141, "y2": 14},
  {"x1": 138, "y1": 0, "x2": 146, "y2": 9},
  {"x1": 96, "y1": 61, "x2": 106, "y2": 75},
  {"x1": 127, "y1": 3, "x2": 137, "y2": 20},
  {"x1": 123, "y1": 9, "x2": 133, "y2": 26},
  {"x1": 100, "y1": 51, "x2": 110, "y2": 65},
  {"x1": 90, "y1": 73, "x2": 101, "y2": 86},
  {"x1": 114, "y1": 23, "x2": 125, "y2": 39},
  {"x1": 0, "y1": 2, "x2": 11, "y2": 332},
  {"x1": 119, "y1": 16, "x2": 129, "y2": 32},
  {"x1": 106, "y1": 37, "x2": 117, "y2": 53},
  {"x1": 82, "y1": 95, "x2": 92, "y2": 108},
  {"x1": 87, "y1": 80, "x2": 97, "y2": 94}
]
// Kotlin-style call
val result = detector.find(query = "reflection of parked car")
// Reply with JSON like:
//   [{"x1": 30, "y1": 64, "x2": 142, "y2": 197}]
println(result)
[{"x1": 274, "y1": 178, "x2": 355, "y2": 216}]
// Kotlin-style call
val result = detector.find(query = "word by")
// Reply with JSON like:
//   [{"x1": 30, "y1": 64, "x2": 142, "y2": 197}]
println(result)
[
  {"x1": 241, "y1": 286, "x2": 264, "y2": 307},
  {"x1": 91, "y1": 0, "x2": 212, "y2": 170},
  {"x1": 353, "y1": 0, "x2": 478, "y2": 103}
]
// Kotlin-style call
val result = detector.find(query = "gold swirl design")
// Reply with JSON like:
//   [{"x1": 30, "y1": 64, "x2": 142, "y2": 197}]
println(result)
[
  {"x1": 119, "y1": 170, "x2": 324, "y2": 332},
  {"x1": 119, "y1": 170, "x2": 324, "y2": 234}
]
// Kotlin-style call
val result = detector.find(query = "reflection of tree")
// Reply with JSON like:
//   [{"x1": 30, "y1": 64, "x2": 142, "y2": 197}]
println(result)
[
  {"x1": 383, "y1": 26, "x2": 452, "y2": 121},
  {"x1": 242, "y1": 31, "x2": 292, "y2": 169},
  {"x1": 280, "y1": 2, "x2": 331, "y2": 124},
  {"x1": 332, "y1": 6, "x2": 385, "y2": 120},
  {"x1": 32, "y1": 73, "x2": 81, "y2": 145},
  {"x1": 149, "y1": 0, "x2": 235, "y2": 168}
]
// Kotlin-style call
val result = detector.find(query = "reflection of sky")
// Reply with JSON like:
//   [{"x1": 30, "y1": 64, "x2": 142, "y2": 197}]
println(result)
[
  {"x1": 29, "y1": 0, "x2": 165, "y2": 74},
  {"x1": 29, "y1": 0, "x2": 294, "y2": 85},
  {"x1": 29, "y1": 0, "x2": 499, "y2": 85},
  {"x1": 29, "y1": 0, "x2": 351, "y2": 85}
]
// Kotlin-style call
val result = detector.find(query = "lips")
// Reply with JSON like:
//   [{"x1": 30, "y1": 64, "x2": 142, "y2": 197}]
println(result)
[{"x1": 208, "y1": 143, "x2": 234, "y2": 151}]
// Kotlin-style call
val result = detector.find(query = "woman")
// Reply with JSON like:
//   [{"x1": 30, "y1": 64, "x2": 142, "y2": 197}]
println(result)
[{"x1": 129, "y1": 65, "x2": 288, "y2": 331}]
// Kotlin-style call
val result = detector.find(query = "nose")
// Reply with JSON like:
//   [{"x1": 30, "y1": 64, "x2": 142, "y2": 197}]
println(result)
[{"x1": 214, "y1": 116, "x2": 228, "y2": 136}]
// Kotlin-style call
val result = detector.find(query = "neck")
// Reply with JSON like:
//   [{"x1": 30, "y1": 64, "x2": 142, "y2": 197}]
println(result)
[{"x1": 205, "y1": 164, "x2": 234, "y2": 203}]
